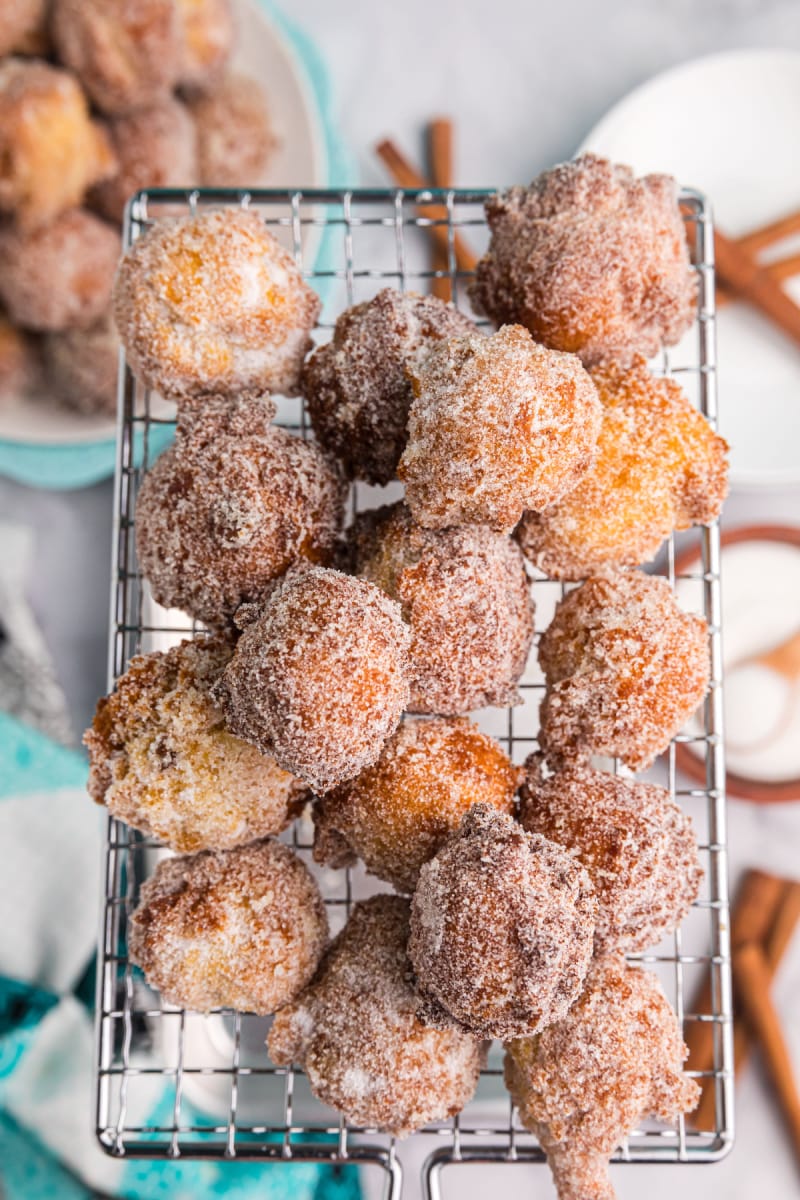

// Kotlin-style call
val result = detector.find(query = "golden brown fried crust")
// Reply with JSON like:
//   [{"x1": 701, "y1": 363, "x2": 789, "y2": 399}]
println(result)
[
  {"x1": 188, "y1": 73, "x2": 276, "y2": 187},
  {"x1": 538, "y1": 572, "x2": 710, "y2": 772},
  {"x1": 349, "y1": 501, "x2": 534, "y2": 714},
  {"x1": 398, "y1": 324, "x2": 602, "y2": 532},
  {"x1": 51, "y1": 0, "x2": 182, "y2": 115},
  {"x1": 408, "y1": 805, "x2": 596, "y2": 1040},
  {"x1": 268, "y1": 895, "x2": 484, "y2": 1137},
  {"x1": 214, "y1": 566, "x2": 411, "y2": 793},
  {"x1": 129, "y1": 839, "x2": 328, "y2": 1014},
  {"x1": 504, "y1": 954, "x2": 699, "y2": 1200},
  {"x1": 0, "y1": 58, "x2": 116, "y2": 231},
  {"x1": 0, "y1": 311, "x2": 39, "y2": 404},
  {"x1": 471, "y1": 154, "x2": 697, "y2": 368},
  {"x1": 312, "y1": 717, "x2": 521, "y2": 893},
  {"x1": 84, "y1": 635, "x2": 306, "y2": 853},
  {"x1": 0, "y1": 0, "x2": 48, "y2": 56},
  {"x1": 134, "y1": 395, "x2": 346, "y2": 627},
  {"x1": 302, "y1": 288, "x2": 479, "y2": 485},
  {"x1": 519, "y1": 759, "x2": 702, "y2": 951},
  {"x1": 0, "y1": 209, "x2": 120, "y2": 332},
  {"x1": 515, "y1": 357, "x2": 729, "y2": 578},
  {"x1": 113, "y1": 209, "x2": 321, "y2": 401},
  {"x1": 175, "y1": 0, "x2": 234, "y2": 92}
]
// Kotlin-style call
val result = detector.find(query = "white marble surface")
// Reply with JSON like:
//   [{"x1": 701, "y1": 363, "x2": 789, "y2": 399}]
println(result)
[{"x1": 3, "y1": 0, "x2": 800, "y2": 1195}]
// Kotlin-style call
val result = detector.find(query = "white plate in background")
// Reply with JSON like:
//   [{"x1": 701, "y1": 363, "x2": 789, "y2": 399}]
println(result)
[{"x1": 578, "y1": 49, "x2": 800, "y2": 490}]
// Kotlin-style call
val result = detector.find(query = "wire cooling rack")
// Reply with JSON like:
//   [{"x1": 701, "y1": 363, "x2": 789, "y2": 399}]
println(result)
[{"x1": 96, "y1": 186, "x2": 733, "y2": 1199}]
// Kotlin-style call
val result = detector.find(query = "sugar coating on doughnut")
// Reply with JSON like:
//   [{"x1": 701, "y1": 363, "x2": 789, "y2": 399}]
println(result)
[
  {"x1": 268, "y1": 894, "x2": 484, "y2": 1136},
  {"x1": 51, "y1": 0, "x2": 182, "y2": 115},
  {"x1": 504, "y1": 954, "x2": 699, "y2": 1200},
  {"x1": 516, "y1": 357, "x2": 729, "y2": 579},
  {"x1": 519, "y1": 759, "x2": 702, "y2": 952},
  {"x1": 175, "y1": 0, "x2": 234, "y2": 92},
  {"x1": 91, "y1": 98, "x2": 198, "y2": 224},
  {"x1": 302, "y1": 289, "x2": 479, "y2": 485},
  {"x1": 135, "y1": 397, "x2": 345, "y2": 626},
  {"x1": 471, "y1": 154, "x2": 697, "y2": 368},
  {"x1": 0, "y1": 58, "x2": 116, "y2": 231},
  {"x1": 398, "y1": 324, "x2": 602, "y2": 532},
  {"x1": 214, "y1": 566, "x2": 411, "y2": 792},
  {"x1": 85, "y1": 635, "x2": 305, "y2": 853},
  {"x1": 313, "y1": 717, "x2": 521, "y2": 893},
  {"x1": 189, "y1": 74, "x2": 275, "y2": 187},
  {"x1": 0, "y1": 312, "x2": 40, "y2": 404},
  {"x1": 0, "y1": 209, "x2": 120, "y2": 332},
  {"x1": 349, "y1": 501, "x2": 534, "y2": 713},
  {"x1": 408, "y1": 804, "x2": 596, "y2": 1040},
  {"x1": 538, "y1": 572, "x2": 710, "y2": 772},
  {"x1": 0, "y1": 0, "x2": 47, "y2": 56},
  {"x1": 129, "y1": 838, "x2": 328, "y2": 1014},
  {"x1": 113, "y1": 209, "x2": 321, "y2": 401},
  {"x1": 44, "y1": 313, "x2": 119, "y2": 416}
]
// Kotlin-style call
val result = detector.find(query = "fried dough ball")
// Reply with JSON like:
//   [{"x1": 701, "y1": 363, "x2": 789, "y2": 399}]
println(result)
[
  {"x1": 43, "y1": 313, "x2": 119, "y2": 416},
  {"x1": 0, "y1": 312, "x2": 39, "y2": 405},
  {"x1": 0, "y1": 210, "x2": 120, "y2": 332},
  {"x1": 214, "y1": 566, "x2": 411, "y2": 793},
  {"x1": 349, "y1": 501, "x2": 534, "y2": 713},
  {"x1": 516, "y1": 358, "x2": 729, "y2": 578},
  {"x1": 302, "y1": 289, "x2": 478, "y2": 485},
  {"x1": 408, "y1": 805, "x2": 596, "y2": 1040},
  {"x1": 188, "y1": 74, "x2": 276, "y2": 187},
  {"x1": 0, "y1": 59, "x2": 116, "y2": 231},
  {"x1": 129, "y1": 838, "x2": 328, "y2": 1014},
  {"x1": 176, "y1": 0, "x2": 235, "y2": 92},
  {"x1": 51, "y1": 0, "x2": 182, "y2": 116},
  {"x1": 519, "y1": 759, "x2": 702, "y2": 951},
  {"x1": 268, "y1": 895, "x2": 484, "y2": 1136},
  {"x1": 398, "y1": 325, "x2": 601, "y2": 532},
  {"x1": 0, "y1": 0, "x2": 47, "y2": 56},
  {"x1": 471, "y1": 155, "x2": 697, "y2": 368},
  {"x1": 538, "y1": 572, "x2": 710, "y2": 772},
  {"x1": 85, "y1": 636, "x2": 305, "y2": 854},
  {"x1": 504, "y1": 954, "x2": 699, "y2": 1200},
  {"x1": 313, "y1": 718, "x2": 521, "y2": 894},
  {"x1": 135, "y1": 397, "x2": 345, "y2": 626},
  {"x1": 113, "y1": 209, "x2": 320, "y2": 401},
  {"x1": 90, "y1": 98, "x2": 198, "y2": 224}
]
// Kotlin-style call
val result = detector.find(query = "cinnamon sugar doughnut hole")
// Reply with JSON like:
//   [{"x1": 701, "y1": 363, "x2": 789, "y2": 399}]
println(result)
[
  {"x1": 538, "y1": 572, "x2": 710, "y2": 772},
  {"x1": 129, "y1": 838, "x2": 328, "y2": 1014},
  {"x1": 398, "y1": 324, "x2": 602, "y2": 532},
  {"x1": 504, "y1": 955, "x2": 699, "y2": 1200},
  {"x1": 302, "y1": 288, "x2": 478, "y2": 485},
  {"x1": 188, "y1": 74, "x2": 275, "y2": 187},
  {"x1": 51, "y1": 0, "x2": 182, "y2": 115},
  {"x1": 43, "y1": 313, "x2": 119, "y2": 416},
  {"x1": 85, "y1": 635, "x2": 305, "y2": 854},
  {"x1": 349, "y1": 501, "x2": 534, "y2": 714},
  {"x1": 214, "y1": 566, "x2": 411, "y2": 793},
  {"x1": 0, "y1": 58, "x2": 116, "y2": 231},
  {"x1": 0, "y1": 0, "x2": 48, "y2": 56},
  {"x1": 135, "y1": 396, "x2": 345, "y2": 627},
  {"x1": 0, "y1": 210, "x2": 120, "y2": 331},
  {"x1": 91, "y1": 98, "x2": 198, "y2": 224},
  {"x1": 516, "y1": 357, "x2": 729, "y2": 579},
  {"x1": 268, "y1": 895, "x2": 484, "y2": 1137},
  {"x1": 113, "y1": 209, "x2": 321, "y2": 401},
  {"x1": 519, "y1": 759, "x2": 702, "y2": 952},
  {"x1": 0, "y1": 312, "x2": 39, "y2": 404},
  {"x1": 312, "y1": 717, "x2": 521, "y2": 893},
  {"x1": 175, "y1": 0, "x2": 234, "y2": 92},
  {"x1": 408, "y1": 805, "x2": 596, "y2": 1040},
  {"x1": 471, "y1": 154, "x2": 697, "y2": 368}
]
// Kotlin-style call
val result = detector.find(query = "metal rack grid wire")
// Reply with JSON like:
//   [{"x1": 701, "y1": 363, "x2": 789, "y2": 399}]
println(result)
[{"x1": 96, "y1": 186, "x2": 734, "y2": 1199}]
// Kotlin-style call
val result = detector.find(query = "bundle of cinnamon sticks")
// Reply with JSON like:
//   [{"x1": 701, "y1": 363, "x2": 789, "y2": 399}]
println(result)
[{"x1": 377, "y1": 128, "x2": 800, "y2": 349}]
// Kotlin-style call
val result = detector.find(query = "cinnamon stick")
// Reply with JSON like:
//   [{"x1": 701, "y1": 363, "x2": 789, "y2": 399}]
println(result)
[
  {"x1": 716, "y1": 251, "x2": 800, "y2": 308},
  {"x1": 375, "y1": 139, "x2": 477, "y2": 275},
  {"x1": 714, "y1": 229, "x2": 800, "y2": 349},
  {"x1": 733, "y1": 940, "x2": 800, "y2": 1174},
  {"x1": 427, "y1": 118, "x2": 454, "y2": 301},
  {"x1": 738, "y1": 208, "x2": 800, "y2": 256}
]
